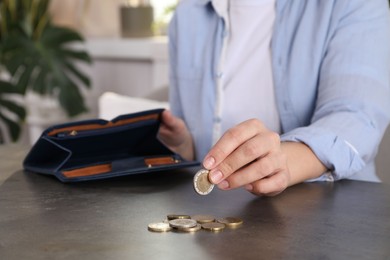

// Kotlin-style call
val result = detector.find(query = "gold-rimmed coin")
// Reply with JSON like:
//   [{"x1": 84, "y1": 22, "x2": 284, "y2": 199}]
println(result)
[
  {"x1": 169, "y1": 219, "x2": 198, "y2": 229},
  {"x1": 167, "y1": 214, "x2": 191, "y2": 220},
  {"x1": 193, "y1": 169, "x2": 214, "y2": 195},
  {"x1": 201, "y1": 222, "x2": 225, "y2": 232},
  {"x1": 147, "y1": 222, "x2": 172, "y2": 232},
  {"x1": 191, "y1": 214, "x2": 215, "y2": 224},
  {"x1": 216, "y1": 217, "x2": 243, "y2": 228},
  {"x1": 176, "y1": 224, "x2": 202, "y2": 233}
]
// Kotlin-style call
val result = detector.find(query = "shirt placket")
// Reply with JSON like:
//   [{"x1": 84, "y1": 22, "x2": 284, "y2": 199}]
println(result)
[{"x1": 211, "y1": 0, "x2": 230, "y2": 144}]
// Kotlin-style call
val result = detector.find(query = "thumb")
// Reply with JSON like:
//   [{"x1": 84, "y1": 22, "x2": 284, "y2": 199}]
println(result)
[{"x1": 161, "y1": 110, "x2": 179, "y2": 130}]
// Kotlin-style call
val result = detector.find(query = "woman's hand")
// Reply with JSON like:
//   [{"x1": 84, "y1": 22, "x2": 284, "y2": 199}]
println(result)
[
  {"x1": 158, "y1": 110, "x2": 194, "y2": 161},
  {"x1": 203, "y1": 119, "x2": 326, "y2": 196}
]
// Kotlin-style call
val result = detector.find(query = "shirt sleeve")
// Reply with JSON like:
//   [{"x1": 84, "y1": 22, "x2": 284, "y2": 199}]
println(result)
[{"x1": 281, "y1": 0, "x2": 390, "y2": 180}]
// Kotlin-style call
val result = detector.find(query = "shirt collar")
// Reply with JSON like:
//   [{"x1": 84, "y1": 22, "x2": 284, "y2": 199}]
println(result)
[
  {"x1": 197, "y1": 0, "x2": 287, "y2": 13},
  {"x1": 195, "y1": 0, "x2": 228, "y2": 19}
]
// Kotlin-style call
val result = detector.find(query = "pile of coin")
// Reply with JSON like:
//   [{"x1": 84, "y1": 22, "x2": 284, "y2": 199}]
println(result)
[{"x1": 147, "y1": 214, "x2": 243, "y2": 233}]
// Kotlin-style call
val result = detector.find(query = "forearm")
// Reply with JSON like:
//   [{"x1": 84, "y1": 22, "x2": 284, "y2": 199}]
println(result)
[
  {"x1": 158, "y1": 110, "x2": 195, "y2": 161},
  {"x1": 281, "y1": 141, "x2": 327, "y2": 186}
]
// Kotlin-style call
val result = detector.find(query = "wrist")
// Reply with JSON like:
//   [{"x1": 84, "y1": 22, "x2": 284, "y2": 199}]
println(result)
[
  {"x1": 177, "y1": 134, "x2": 195, "y2": 161},
  {"x1": 281, "y1": 141, "x2": 327, "y2": 186}
]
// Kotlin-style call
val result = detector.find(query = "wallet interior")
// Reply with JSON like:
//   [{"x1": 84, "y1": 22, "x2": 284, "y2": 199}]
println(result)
[{"x1": 24, "y1": 110, "x2": 189, "y2": 181}]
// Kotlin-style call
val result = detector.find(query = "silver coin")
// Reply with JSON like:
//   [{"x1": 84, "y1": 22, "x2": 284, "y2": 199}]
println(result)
[
  {"x1": 176, "y1": 224, "x2": 202, "y2": 233},
  {"x1": 169, "y1": 219, "x2": 197, "y2": 229},
  {"x1": 193, "y1": 169, "x2": 214, "y2": 195},
  {"x1": 147, "y1": 222, "x2": 172, "y2": 232}
]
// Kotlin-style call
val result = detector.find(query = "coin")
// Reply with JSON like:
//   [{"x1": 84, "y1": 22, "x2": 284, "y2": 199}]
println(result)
[
  {"x1": 191, "y1": 214, "x2": 215, "y2": 224},
  {"x1": 147, "y1": 222, "x2": 172, "y2": 232},
  {"x1": 201, "y1": 222, "x2": 225, "y2": 232},
  {"x1": 216, "y1": 217, "x2": 243, "y2": 228},
  {"x1": 169, "y1": 219, "x2": 198, "y2": 229},
  {"x1": 176, "y1": 224, "x2": 202, "y2": 233},
  {"x1": 167, "y1": 214, "x2": 191, "y2": 220},
  {"x1": 193, "y1": 169, "x2": 214, "y2": 195}
]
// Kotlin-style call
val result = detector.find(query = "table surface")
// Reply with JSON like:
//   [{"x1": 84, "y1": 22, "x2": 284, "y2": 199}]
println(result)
[{"x1": 0, "y1": 145, "x2": 389, "y2": 260}]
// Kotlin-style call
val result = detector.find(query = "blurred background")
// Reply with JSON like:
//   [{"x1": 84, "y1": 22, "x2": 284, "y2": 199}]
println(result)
[{"x1": 0, "y1": 0, "x2": 177, "y2": 145}]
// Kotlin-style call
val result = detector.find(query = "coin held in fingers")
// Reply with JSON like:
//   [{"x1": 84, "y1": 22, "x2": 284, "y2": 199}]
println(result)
[{"x1": 193, "y1": 169, "x2": 214, "y2": 195}]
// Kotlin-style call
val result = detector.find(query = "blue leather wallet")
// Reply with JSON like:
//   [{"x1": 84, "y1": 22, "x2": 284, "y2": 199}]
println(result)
[{"x1": 23, "y1": 109, "x2": 199, "y2": 182}]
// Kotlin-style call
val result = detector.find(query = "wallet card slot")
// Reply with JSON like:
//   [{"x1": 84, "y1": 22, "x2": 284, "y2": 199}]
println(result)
[
  {"x1": 144, "y1": 156, "x2": 181, "y2": 167},
  {"x1": 56, "y1": 121, "x2": 173, "y2": 171},
  {"x1": 49, "y1": 119, "x2": 156, "y2": 140},
  {"x1": 56, "y1": 123, "x2": 156, "y2": 159},
  {"x1": 63, "y1": 163, "x2": 112, "y2": 178},
  {"x1": 62, "y1": 155, "x2": 181, "y2": 179},
  {"x1": 47, "y1": 113, "x2": 159, "y2": 137}
]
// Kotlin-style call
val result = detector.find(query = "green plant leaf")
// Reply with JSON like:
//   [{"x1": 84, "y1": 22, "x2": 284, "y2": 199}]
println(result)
[
  {"x1": 0, "y1": 112, "x2": 21, "y2": 141},
  {"x1": 0, "y1": 80, "x2": 22, "y2": 94},
  {"x1": 31, "y1": 68, "x2": 47, "y2": 94},
  {"x1": 58, "y1": 79, "x2": 88, "y2": 117},
  {"x1": 0, "y1": 98, "x2": 26, "y2": 119},
  {"x1": 63, "y1": 60, "x2": 91, "y2": 88},
  {"x1": 0, "y1": 80, "x2": 25, "y2": 142},
  {"x1": 42, "y1": 26, "x2": 84, "y2": 47},
  {"x1": 58, "y1": 49, "x2": 92, "y2": 63},
  {"x1": 0, "y1": 1, "x2": 92, "y2": 118},
  {"x1": 15, "y1": 60, "x2": 36, "y2": 93}
]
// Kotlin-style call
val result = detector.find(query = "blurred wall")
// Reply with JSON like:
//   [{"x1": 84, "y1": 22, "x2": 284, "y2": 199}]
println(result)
[{"x1": 49, "y1": 0, "x2": 123, "y2": 37}]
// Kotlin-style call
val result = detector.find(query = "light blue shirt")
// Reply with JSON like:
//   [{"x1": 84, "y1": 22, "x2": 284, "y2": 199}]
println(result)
[{"x1": 168, "y1": 0, "x2": 390, "y2": 182}]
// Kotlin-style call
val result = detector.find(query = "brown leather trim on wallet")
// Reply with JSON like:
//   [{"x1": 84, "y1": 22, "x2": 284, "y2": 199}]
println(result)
[
  {"x1": 144, "y1": 156, "x2": 179, "y2": 167},
  {"x1": 48, "y1": 113, "x2": 159, "y2": 137},
  {"x1": 63, "y1": 164, "x2": 112, "y2": 178}
]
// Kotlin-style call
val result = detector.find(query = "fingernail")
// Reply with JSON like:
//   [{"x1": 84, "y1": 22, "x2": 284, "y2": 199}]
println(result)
[
  {"x1": 203, "y1": 156, "x2": 215, "y2": 169},
  {"x1": 209, "y1": 170, "x2": 223, "y2": 184},
  {"x1": 245, "y1": 184, "x2": 253, "y2": 191},
  {"x1": 218, "y1": 180, "x2": 230, "y2": 190}
]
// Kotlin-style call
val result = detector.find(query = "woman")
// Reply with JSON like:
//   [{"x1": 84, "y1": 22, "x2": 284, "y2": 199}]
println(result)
[{"x1": 159, "y1": 0, "x2": 390, "y2": 196}]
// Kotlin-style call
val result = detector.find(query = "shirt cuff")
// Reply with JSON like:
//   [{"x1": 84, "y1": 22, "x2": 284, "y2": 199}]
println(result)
[{"x1": 280, "y1": 126, "x2": 365, "y2": 180}]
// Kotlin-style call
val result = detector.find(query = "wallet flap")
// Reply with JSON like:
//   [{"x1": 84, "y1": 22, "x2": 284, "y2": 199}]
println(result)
[{"x1": 23, "y1": 137, "x2": 72, "y2": 174}]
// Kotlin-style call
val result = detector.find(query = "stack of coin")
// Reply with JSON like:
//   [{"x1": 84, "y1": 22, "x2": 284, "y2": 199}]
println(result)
[
  {"x1": 147, "y1": 214, "x2": 243, "y2": 233},
  {"x1": 169, "y1": 218, "x2": 201, "y2": 232}
]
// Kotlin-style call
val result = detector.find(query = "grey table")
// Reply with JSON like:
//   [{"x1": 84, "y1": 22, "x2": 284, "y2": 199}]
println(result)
[{"x1": 0, "y1": 145, "x2": 389, "y2": 260}]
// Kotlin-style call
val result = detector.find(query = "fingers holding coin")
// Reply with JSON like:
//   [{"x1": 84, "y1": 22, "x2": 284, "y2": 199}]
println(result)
[
  {"x1": 224, "y1": 151, "x2": 285, "y2": 188},
  {"x1": 204, "y1": 120, "x2": 283, "y2": 191}
]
